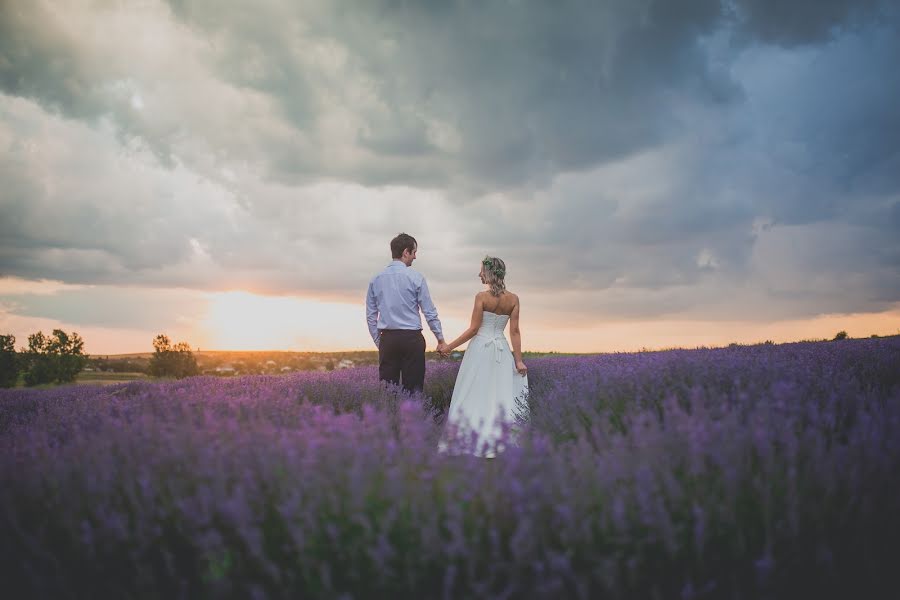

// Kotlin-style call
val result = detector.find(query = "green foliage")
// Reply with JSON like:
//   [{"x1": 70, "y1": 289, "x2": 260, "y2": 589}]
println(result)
[
  {"x1": 148, "y1": 334, "x2": 199, "y2": 379},
  {"x1": 833, "y1": 330, "x2": 849, "y2": 341},
  {"x1": 90, "y1": 357, "x2": 148, "y2": 374},
  {"x1": 21, "y1": 330, "x2": 87, "y2": 386},
  {"x1": 0, "y1": 334, "x2": 18, "y2": 388}
]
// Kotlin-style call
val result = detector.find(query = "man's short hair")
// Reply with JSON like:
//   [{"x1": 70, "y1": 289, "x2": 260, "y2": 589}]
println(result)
[{"x1": 390, "y1": 233, "x2": 417, "y2": 258}]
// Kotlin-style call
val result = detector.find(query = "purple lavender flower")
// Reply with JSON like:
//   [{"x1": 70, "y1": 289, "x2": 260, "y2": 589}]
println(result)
[{"x1": 0, "y1": 336, "x2": 897, "y2": 597}]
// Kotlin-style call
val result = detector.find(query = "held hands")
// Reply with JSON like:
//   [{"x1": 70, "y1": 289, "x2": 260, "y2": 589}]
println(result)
[
  {"x1": 436, "y1": 341, "x2": 451, "y2": 357},
  {"x1": 515, "y1": 359, "x2": 528, "y2": 376}
]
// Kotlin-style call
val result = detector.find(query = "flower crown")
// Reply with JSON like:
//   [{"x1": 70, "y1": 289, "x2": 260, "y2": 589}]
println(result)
[{"x1": 482, "y1": 256, "x2": 505, "y2": 279}]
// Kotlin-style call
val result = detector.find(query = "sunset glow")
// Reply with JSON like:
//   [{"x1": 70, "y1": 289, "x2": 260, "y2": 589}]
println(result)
[
  {"x1": 200, "y1": 291, "x2": 366, "y2": 352},
  {"x1": 1, "y1": 277, "x2": 898, "y2": 355}
]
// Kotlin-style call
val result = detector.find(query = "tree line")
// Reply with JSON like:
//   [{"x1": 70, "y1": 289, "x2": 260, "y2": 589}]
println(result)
[
  {"x1": 0, "y1": 330, "x2": 87, "y2": 387},
  {"x1": 0, "y1": 331, "x2": 198, "y2": 388}
]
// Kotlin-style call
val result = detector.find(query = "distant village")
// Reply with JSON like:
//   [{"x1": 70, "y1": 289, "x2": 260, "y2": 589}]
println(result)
[
  {"x1": 206, "y1": 356, "x2": 358, "y2": 375},
  {"x1": 85, "y1": 349, "x2": 464, "y2": 377}
]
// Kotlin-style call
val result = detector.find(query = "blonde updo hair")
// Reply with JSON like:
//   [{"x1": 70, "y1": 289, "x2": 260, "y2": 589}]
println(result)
[{"x1": 482, "y1": 256, "x2": 507, "y2": 297}]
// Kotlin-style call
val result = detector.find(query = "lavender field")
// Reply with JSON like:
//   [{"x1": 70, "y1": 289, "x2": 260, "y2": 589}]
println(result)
[{"x1": 2, "y1": 337, "x2": 900, "y2": 599}]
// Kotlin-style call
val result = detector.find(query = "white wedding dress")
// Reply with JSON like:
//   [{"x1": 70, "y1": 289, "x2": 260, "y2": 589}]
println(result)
[{"x1": 437, "y1": 311, "x2": 529, "y2": 458}]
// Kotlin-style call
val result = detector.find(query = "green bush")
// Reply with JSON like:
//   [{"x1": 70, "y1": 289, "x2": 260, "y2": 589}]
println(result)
[
  {"x1": 21, "y1": 330, "x2": 87, "y2": 386},
  {"x1": 148, "y1": 334, "x2": 199, "y2": 379},
  {"x1": 0, "y1": 334, "x2": 18, "y2": 388}
]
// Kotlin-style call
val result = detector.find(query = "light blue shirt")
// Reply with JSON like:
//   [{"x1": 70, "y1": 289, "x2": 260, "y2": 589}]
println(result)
[{"x1": 366, "y1": 260, "x2": 444, "y2": 348}]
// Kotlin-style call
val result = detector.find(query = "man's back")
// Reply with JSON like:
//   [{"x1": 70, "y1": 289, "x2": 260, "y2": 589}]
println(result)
[
  {"x1": 367, "y1": 233, "x2": 444, "y2": 394},
  {"x1": 369, "y1": 262, "x2": 425, "y2": 329},
  {"x1": 366, "y1": 260, "x2": 443, "y2": 347}
]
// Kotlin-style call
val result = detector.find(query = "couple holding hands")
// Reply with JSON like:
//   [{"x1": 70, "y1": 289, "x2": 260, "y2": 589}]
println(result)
[{"x1": 366, "y1": 233, "x2": 528, "y2": 457}]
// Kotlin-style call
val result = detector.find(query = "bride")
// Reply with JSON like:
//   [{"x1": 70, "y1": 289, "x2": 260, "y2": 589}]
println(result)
[{"x1": 437, "y1": 256, "x2": 529, "y2": 458}]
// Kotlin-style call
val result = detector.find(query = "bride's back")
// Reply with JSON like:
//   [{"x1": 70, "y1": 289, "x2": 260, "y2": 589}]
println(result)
[{"x1": 481, "y1": 290, "x2": 518, "y2": 316}]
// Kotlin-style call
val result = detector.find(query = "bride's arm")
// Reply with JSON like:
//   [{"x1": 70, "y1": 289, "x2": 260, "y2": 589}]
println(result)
[
  {"x1": 509, "y1": 298, "x2": 527, "y2": 374},
  {"x1": 446, "y1": 294, "x2": 485, "y2": 352}
]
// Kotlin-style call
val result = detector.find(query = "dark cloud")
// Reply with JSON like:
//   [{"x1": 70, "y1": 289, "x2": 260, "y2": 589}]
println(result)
[
  {"x1": 220, "y1": 0, "x2": 737, "y2": 188},
  {"x1": 731, "y1": 0, "x2": 891, "y2": 46},
  {"x1": 2, "y1": 0, "x2": 894, "y2": 190},
  {"x1": 1, "y1": 0, "x2": 898, "y2": 326},
  {"x1": 1, "y1": 0, "x2": 737, "y2": 188},
  {"x1": 0, "y1": 3, "x2": 100, "y2": 119}
]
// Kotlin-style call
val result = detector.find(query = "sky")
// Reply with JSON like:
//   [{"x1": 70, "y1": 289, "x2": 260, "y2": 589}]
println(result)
[{"x1": 1, "y1": 0, "x2": 899, "y2": 354}]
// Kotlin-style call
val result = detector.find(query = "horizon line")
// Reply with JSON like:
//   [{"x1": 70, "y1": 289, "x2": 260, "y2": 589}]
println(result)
[{"x1": 88, "y1": 333, "x2": 897, "y2": 358}]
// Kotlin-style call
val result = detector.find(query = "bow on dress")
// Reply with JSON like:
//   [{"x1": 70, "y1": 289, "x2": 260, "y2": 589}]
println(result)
[{"x1": 485, "y1": 335, "x2": 505, "y2": 363}]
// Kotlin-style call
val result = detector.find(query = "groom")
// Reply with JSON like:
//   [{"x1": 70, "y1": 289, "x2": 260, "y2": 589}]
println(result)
[{"x1": 366, "y1": 233, "x2": 448, "y2": 393}]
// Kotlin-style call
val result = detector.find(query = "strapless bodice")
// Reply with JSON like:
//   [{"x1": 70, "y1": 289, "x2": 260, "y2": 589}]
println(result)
[{"x1": 476, "y1": 311, "x2": 509, "y2": 336}]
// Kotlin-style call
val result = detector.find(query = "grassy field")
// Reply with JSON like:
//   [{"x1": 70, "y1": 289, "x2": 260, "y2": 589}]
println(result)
[{"x1": 75, "y1": 371, "x2": 149, "y2": 385}]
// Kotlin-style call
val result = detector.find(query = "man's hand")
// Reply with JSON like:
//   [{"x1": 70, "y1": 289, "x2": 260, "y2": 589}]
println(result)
[{"x1": 437, "y1": 341, "x2": 450, "y2": 357}]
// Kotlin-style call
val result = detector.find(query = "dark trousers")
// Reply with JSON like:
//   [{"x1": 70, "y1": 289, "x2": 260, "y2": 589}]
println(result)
[{"x1": 378, "y1": 329, "x2": 426, "y2": 393}]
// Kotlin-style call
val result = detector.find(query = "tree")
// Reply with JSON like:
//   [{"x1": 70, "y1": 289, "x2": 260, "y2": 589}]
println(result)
[
  {"x1": 833, "y1": 330, "x2": 849, "y2": 341},
  {"x1": 149, "y1": 334, "x2": 198, "y2": 379},
  {"x1": 0, "y1": 334, "x2": 18, "y2": 388},
  {"x1": 21, "y1": 329, "x2": 87, "y2": 386}
]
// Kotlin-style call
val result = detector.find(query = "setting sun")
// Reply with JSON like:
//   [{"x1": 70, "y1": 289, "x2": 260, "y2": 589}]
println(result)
[{"x1": 201, "y1": 291, "x2": 368, "y2": 351}]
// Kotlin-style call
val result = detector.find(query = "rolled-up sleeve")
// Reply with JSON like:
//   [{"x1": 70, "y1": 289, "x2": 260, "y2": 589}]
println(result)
[
  {"x1": 417, "y1": 277, "x2": 444, "y2": 342},
  {"x1": 366, "y1": 280, "x2": 380, "y2": 347}
]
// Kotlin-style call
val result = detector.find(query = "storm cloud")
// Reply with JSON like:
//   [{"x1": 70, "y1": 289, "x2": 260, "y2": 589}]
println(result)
[{"x1": 1, "y1": 0, "x2": 898, "y2": 330}]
